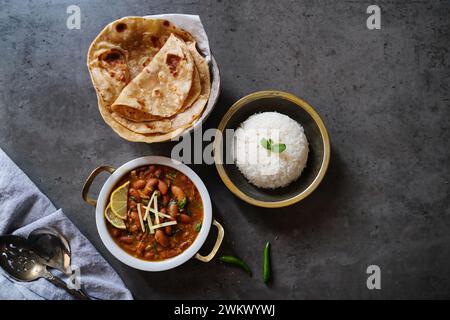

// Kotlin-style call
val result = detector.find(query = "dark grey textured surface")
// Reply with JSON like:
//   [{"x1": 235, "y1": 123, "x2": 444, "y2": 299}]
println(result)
[{"x1": 0, "y1": 0, "x2": 449, "y2": 299}]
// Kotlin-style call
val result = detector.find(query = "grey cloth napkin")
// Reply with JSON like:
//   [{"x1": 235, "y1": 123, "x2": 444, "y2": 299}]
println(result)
[{"x1": 0, "y1": 148, "x2": 133, "y2": 300}]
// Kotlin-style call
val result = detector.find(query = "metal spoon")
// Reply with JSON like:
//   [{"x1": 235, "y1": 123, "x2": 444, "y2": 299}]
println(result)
[
  {"x1": 27, "y1": 227, "x2": 71, "y2": 275},
  {"x1": 0, "y1": 235, "x2": 89, "y2": 300},
  {"x1": 27, "y1": 228, "x2": 94, "y2": 299}
]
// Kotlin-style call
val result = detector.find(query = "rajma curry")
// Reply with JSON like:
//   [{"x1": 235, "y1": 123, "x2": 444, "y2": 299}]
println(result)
[{"x1": 106, "y1": 165, "x2": 203, "y2": 261}]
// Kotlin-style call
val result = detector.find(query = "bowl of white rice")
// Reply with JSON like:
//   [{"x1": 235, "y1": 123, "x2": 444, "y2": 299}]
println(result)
[{"x1": 214, "y1": 90, "x2": 330, "y2": 208}]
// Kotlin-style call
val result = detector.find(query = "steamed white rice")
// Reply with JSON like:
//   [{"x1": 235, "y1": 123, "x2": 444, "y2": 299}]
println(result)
[{"x1": 233, "y1": 112, "x2": 309, "y2": 189}]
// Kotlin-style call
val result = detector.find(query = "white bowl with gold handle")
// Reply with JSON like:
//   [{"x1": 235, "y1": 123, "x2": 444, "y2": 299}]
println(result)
[{"x1": 82, "y1": 156, "x2": 224, "y2": 271}]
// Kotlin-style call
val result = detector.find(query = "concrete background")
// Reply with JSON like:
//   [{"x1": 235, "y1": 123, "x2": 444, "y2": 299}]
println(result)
[{"x1": 0, "y1": 0, "x2": 449, "y2": 299}]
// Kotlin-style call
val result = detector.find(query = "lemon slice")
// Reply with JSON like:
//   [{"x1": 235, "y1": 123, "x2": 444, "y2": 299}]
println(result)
[
  {"x1": 105, "y1": 204, "x2": 126, "y2": 229},
  {"x1": 110, "y1": 181, "x2": 129, "y2": 219}
]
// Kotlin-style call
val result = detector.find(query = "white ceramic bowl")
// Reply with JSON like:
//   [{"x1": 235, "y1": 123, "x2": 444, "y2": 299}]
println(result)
[{"x1": 82, "y1": 156, "x2": 224, "y2": 271}]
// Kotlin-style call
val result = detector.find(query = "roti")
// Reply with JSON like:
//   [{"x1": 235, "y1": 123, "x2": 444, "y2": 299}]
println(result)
[
  {"x1": 109, "y1": 42, "x2": 210, "y2": 135},
  {"x1": 87, "y1": 16, "x2": 211, "y2": 143},
  {"x1": 111, "y1": 34, "x2": 195, "y2": 121},
  {"x1": 110, "y1": 64, "x2": 202, "y2": 134}
]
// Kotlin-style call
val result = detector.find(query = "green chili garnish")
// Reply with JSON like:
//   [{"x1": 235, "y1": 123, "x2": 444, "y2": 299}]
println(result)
[
  {"x1": 263, "y1": 242, "x2": 271, "y2": 284},
  {"x1": 220, "y1": 256, "x2": 252, "y2": 277},
  {"x1": 194, "y1": 222, "x2": 202, "y2": 232},
  {"x1": 178, "y1": 197, "x2": 187, "y2": 210},
  {"x1": 166, "y1": 172, "x2": 177, "y2": 181}
]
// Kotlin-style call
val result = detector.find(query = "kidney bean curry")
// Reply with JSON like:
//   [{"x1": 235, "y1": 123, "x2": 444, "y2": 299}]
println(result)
[{"x1": 106, "y1": 165, "x2": 203, "y2": 261}]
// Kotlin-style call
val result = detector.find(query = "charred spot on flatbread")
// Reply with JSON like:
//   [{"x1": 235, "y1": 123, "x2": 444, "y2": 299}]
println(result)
[
  {"x1": 152, "y1": 88, "x2": 163, "y2": 98},
  {"x1": 98, "y1": 49, "x2": 129, "y2": 82},
  {"x1": 166, "y1": 53, "x2": 182, "y2": 76},
  {"x1": 151, "y1": 36, "x2": 160, "y2": 48},
  {"x1": 115, "y1": 23, "x2": 127, "y2": 32}
]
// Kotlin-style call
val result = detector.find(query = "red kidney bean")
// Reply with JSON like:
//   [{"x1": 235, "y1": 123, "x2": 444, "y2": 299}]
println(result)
[
  {"x1": 143, "y1": 178, "x2": 158, "y2": 195},
  {"x1": 132, "y1": 179, "x2": 146, "y2": 189},
  {"x1": 180, "y1": 241, "x2": 191, "y2": 250},
  {"x1": 155, "y1": 230, "x2": 169, "y2": 247},
  {"x1": 147, "y1": 178, "x2": 159, "y2": 186},
  {"x1": 129, "y1": 188, "x2": 141, "y2": 202},
  {"x1": 130, "y1": 211, "x2": 140, "y2": 226},
  {"x1": 136, "y1": 241, "x2": 146, "y2": 257},
  {"x1": 123, "y1": 244, "x2": 136, "y2": 253},
  {"x1": 179, "y1": 214, "x2": 192, "y2": 224},
  {"x1": 138, "y1": 169, "x2": 146, "y2": 179},
  {"x1": 144, "y1": 252, "x2": 155, "y2": 260},
  {"x1": 171, "y1": 185, "x2": 185, "y2": 201},
  {"x1": 110, "y1": 228, "x2": 121, "y2": 237},
  {"x1": 168, "y1": 202, "x2": 178, "y2": 218},
  {"x1": 142, "y1": 186, "x2": 153, "y2": 196},
  {"x1": 166, "y1": 249, "x2": 180, "y2": 258},
  {"x1": 155, "y1": 168, "x2": 162, "y2": 178},
  {"x1": 119, "y1": 236, "x2": 133, "y2": 244},
  {"x1": 158, "y1": 180, "x2": 168, "y2": 195}
]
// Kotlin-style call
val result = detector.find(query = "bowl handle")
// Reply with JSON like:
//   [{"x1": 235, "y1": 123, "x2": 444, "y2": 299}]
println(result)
[
  {"x1": 82, "y1": 166, "x2": 116, "y2": 207},
  {"x1": 195, "y1": 219, "x2": 224, "y2": 262}
]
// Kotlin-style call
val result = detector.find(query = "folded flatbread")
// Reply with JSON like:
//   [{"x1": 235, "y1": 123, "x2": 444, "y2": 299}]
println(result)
[
  {"x1": 87, "y1": 17, "x2": 210, "y2": 142},
  {"x1": 111, "y1": 34, "x2": 194, "y2": 121}
]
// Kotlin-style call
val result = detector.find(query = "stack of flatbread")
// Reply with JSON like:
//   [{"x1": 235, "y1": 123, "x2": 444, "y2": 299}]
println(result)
[{"x1": 87, "y1": 17, "x2": 211, "y2": 143}]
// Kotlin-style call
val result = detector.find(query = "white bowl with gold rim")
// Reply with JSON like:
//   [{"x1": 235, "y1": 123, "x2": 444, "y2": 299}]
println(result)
[{"x1": 82, "y1": 156, "x2": 224, "y2": 271}]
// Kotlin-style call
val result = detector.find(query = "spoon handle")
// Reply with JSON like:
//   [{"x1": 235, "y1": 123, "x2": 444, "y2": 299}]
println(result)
[{"x1": 44, "y1": 272, "x2": 91, "y2": 300}]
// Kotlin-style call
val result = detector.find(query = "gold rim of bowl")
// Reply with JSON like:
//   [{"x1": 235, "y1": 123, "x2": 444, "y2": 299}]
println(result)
[{"x1": 213, "y1": 90, "x2": 331, "y2": 208}]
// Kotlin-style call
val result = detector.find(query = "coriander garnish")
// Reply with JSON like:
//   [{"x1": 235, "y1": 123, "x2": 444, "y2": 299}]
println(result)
[
  {"x1": 166, "y1": 172, "x2": 177, "y2": 181},
  {"x1": 260, "y1": 138, "x2": 286, "y2": 153},
  {"x1": 178, "y1": 197, "x2": 187, "y2": 210},
  {"x1": 194, "y1": 222, "x2": 202, "y2": 232}
]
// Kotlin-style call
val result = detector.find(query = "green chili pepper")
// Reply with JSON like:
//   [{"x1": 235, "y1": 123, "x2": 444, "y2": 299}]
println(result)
[
  {"x1": 263, "y1": 242, "x2": 271, "y2": 284},
  {"x1": 219, "y1": 256, "x2": 252, "y2": 277}
]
